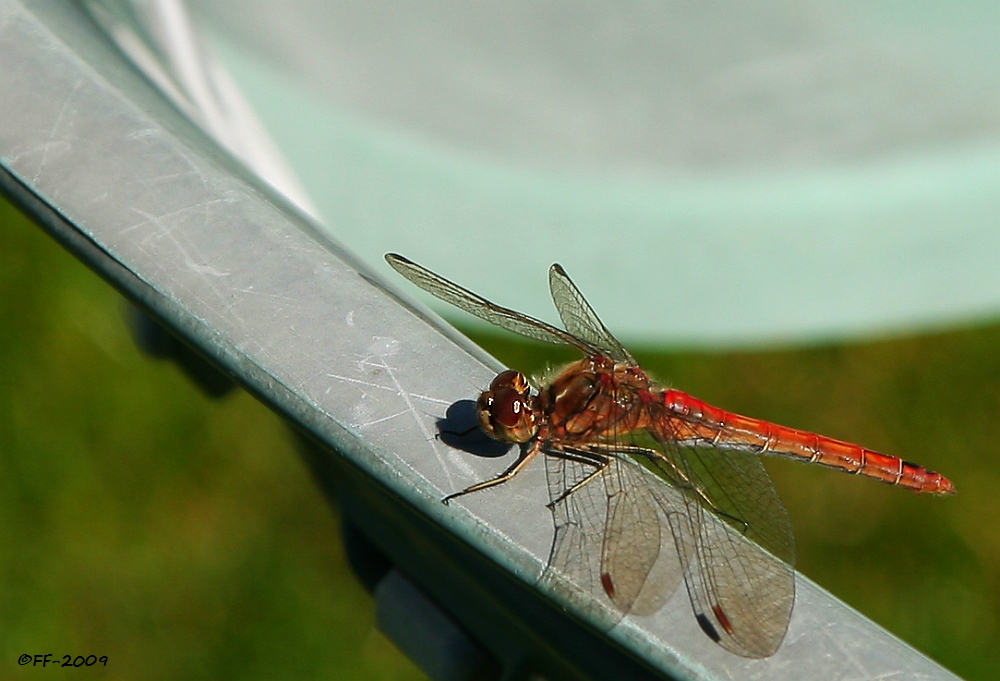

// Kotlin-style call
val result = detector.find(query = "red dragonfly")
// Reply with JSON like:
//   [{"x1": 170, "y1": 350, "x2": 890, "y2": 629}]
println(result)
[{"x1": 385, "y1": 253, "x2": 955, "y2": 658}]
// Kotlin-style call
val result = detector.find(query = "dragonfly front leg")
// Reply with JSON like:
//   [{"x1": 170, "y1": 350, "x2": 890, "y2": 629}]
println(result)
[
  {"x1": 442, "y1": 439, "x2": 543, "y2": 504},
  {"x1": 544, "y1": 445, "x2": 612, "y2": 508}
]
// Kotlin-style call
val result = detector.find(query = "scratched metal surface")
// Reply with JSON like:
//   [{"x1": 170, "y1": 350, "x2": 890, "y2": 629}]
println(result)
[{"x1": 0, "y1": 2, "x2": 961, "y2": 679}]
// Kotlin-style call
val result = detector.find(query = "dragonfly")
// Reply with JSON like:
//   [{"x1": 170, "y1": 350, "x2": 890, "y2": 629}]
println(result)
[{"x1": 385, "y1": 253, "x2": 955, "y2": 658}]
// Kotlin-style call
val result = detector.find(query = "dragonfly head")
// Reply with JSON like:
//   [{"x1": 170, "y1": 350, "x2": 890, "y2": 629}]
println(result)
[{"x1": 477, "y1": 370, "x2": 537, "y2": 443}]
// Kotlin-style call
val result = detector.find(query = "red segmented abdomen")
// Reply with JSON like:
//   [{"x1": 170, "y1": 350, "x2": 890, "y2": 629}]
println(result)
[{"x1": 659, "y1": 390, "x2": 955, "y2": 495}]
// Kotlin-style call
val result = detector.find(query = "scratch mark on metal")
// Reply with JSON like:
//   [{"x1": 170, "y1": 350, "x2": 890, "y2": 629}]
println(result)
[
  {"x1": 325, "y1": 336, "x2": 456, "y2": 490},
  {"x1": 32, "y1": 79, "x2": 83, "y2": 184},
  {"x1": 324, "y1": 372, "x2": 449, "y2": 406}
]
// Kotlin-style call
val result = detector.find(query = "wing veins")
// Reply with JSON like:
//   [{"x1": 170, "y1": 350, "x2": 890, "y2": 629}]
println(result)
[
  {"x1": 549, "y1": 264, "x2": 634, "y2": 363},
  {"x1": 387, "y1": 254, "x2": 600, "y2": 355}
]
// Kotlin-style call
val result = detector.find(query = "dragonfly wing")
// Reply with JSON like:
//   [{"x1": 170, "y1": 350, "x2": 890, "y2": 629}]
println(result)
[
  {"x1": 646, "y1": 435, "x2": 796, "y2": 658},
  {"x1": 603, "y1": 456, "x2": 686, "y2": 617},
  {"x1": 386, "y1": 254, "x2": 600, "y2": 354},
  {"x1": 548, "y1": 264, "x2": 635, "y2": 364},
  {"x1": 539, "y1": 447, "x2": 624, "y2": 627},
  {"x1": 539, "y1": 443, "x2": 685, "y2": 625}
]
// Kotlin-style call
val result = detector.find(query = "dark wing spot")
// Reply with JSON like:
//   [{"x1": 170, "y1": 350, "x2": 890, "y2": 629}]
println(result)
[{"x1": 696, "y1": 613, "x2": 721, "y2": 642}]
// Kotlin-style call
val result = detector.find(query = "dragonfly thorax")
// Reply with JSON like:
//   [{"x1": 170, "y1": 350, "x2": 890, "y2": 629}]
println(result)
[{"x1": 477, "y1": 370, "x2": 538, "y2": 444}]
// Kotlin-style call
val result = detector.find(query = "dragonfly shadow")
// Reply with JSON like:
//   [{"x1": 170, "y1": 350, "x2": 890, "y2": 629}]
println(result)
[{"x1": 437, "y1": 400, "x2": 512, "y2": 459}]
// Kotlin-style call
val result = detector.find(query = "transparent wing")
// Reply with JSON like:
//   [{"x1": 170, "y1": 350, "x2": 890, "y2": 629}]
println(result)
[
  {"x1": 648, "y1": 434, "x2": 795, "y2": 658},
  {"x1": 386, "y1": 254, "x2": 600, "y2": 355},
  {"x1": 540, "y1": 414, "x2": 795, "y2": 658},
  {"x1": 539, "y1": 447, "x2": 685, "y2": 629},
  {"x1": 548, "y1": 264, "x2": 634, "y2": 364},
  {"x1": 539, "y1": 449, "x2": 627, "y2": 628}
]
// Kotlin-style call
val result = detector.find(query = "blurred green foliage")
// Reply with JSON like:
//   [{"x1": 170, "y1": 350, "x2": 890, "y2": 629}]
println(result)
[
  {"x1": 2, "y1": 191, "x2": 996, "y2": 679},
  {"x1": 0, "y1": 197, "x2": 426, "y2": 680}
]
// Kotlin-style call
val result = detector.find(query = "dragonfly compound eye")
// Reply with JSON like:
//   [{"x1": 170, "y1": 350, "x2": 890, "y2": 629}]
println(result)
[
  {"x1": 476, "y1": 385, "x2": 537, "y2": 444},
  {"x1": 492, "y1": 387, "x2": 527, "y2": 427}
]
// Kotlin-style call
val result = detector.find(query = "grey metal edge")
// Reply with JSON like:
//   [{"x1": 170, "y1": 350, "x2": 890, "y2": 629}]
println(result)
[{"x1": 0, "y1": 2, "x2": 962, "y2": 680}]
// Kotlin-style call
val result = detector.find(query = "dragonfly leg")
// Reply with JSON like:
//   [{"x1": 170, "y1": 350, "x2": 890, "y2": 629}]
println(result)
[
  {"x1": 545, "y1": 446, "x2": 611, "y2": 508},
  {"x1": 442, "y1": 440, "x2": 542, "y2": 504},
  {"x1": 599, "y1": 442, "x2": 691, "y2": 488}
]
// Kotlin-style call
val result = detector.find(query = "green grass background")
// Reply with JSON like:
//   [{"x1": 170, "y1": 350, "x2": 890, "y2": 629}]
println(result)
[{"x1": 1, "y1": 193, "x2": 996, "y2": 679}]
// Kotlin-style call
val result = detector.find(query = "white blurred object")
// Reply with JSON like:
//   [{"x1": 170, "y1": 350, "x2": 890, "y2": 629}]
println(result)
[
  {"x1": 110, "y1": 0, "x2": 1000, "y2": 346},
  {"x1": 85, "y1": 0, "x2": 317, "y2": 217}
]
